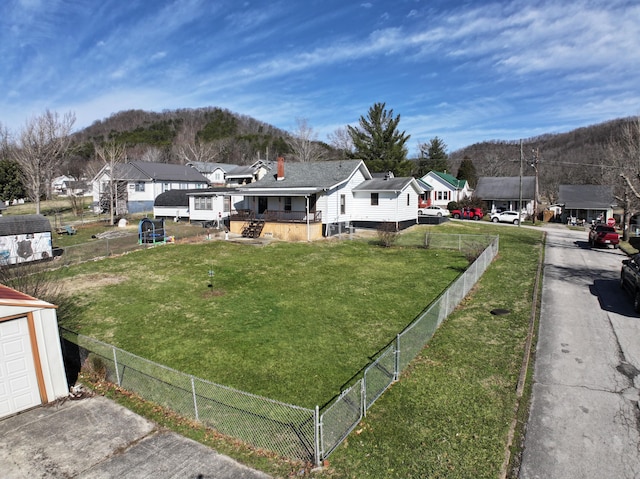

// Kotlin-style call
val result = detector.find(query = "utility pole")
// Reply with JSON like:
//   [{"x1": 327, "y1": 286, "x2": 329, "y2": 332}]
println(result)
[
  {"x1": 519, "y1": 140, "x2": 523, "y2": 227},
  {"x1": 531, "y1": 148, "x2": 540, "y2": 225}
]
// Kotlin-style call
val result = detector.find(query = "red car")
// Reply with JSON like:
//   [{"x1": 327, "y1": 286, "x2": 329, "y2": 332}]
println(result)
[
  {"x1": 451, "y1": 207, "x2": 484, "y2": 220},
  {"x1": 588, "y1": 224, "x2": 619, "y2": 248}
]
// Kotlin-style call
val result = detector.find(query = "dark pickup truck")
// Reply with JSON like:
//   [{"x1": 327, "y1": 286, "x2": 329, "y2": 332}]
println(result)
[{"x1": 620, "y1": 254, "x2": 640, "y2": 312}]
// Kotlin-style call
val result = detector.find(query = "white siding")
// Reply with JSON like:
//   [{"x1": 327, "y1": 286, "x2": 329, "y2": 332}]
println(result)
[
  {"x1": 188, "y1": 195, "x2": 229, "y2": 222},
  {"x1": 352, "y1": 186, "x2": 419, "y2": 223}
]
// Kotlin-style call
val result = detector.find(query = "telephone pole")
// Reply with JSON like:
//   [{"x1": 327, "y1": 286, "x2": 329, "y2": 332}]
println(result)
[{"x1": 531, "y1": 148, "x2": 540, "y2": 225}]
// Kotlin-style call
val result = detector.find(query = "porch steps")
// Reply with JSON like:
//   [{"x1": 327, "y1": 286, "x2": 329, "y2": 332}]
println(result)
[{"x1": 242, "y1": 219, "x2": 265, "y2": 238}]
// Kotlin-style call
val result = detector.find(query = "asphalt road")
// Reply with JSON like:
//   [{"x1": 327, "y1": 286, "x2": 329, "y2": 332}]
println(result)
[{"x1": 520, "y1": 225, "x2": 640, "y2": 478}]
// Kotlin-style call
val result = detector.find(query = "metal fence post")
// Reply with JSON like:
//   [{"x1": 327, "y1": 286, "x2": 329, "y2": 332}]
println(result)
[
  {"x1": 112, "y1": 346, "x2": 121, "y2": 386},
  {"x1": 191, "y1": 376, "x2": 199, "y2": 421},
  {"x1": 314, "y1": 405, "x2": 322, "y2": 467},
  {"x1": 394, "y1": 333, "x2": 401, "y2": 381}
]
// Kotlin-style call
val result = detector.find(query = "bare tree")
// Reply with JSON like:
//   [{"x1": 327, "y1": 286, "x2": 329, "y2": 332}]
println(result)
[
  {"x1": 12, "y1": 110, "x2": 76, "y2": 213},
  {"x1": 328, "y1": 126, "x2": 353, "y2": 159},
  {"x1": 285, "y1": 118, "x2": 325, "y2": 162},
  {"x1": 95, "y1": 140, "x2": 127, "y2": 226},
  {"x1": 174, "y1": 139, "x2": 220, "y2": 164},
  {"x1": 608, "y1": 117, "x2": 640, "y2": 240}
]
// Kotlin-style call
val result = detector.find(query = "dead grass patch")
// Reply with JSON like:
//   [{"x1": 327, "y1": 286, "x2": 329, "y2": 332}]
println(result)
[{"x1": 60, "y1": 273, "x2": 128, "y2": 295}]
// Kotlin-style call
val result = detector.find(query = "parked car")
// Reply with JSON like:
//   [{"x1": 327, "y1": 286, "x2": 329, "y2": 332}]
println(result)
[
  {"x1": 418, "y1": 205, "x2": 450, "y2": 217},
  {"x1": 451, "y1": 207, "x2": 483, "y2": 220},
  {"x1": 490, "y1": 211, "x2": 520, "y2": 225},
  {"x1": 588, "y1": 224, "x2": 619, "y2": 248},
  {"x1": 620, "y1": 254, "x2": 640, "y2": 311}
]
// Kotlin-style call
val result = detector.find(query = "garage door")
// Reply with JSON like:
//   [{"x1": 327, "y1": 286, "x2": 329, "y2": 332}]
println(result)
[{"x1": 0, "y1": 317, "x2": 41, "y2": 418}]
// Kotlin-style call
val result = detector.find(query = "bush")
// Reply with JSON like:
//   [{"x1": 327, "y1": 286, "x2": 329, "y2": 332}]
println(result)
[{"x1": 377, "y1": 223, "x2": 399, "y2": 247}]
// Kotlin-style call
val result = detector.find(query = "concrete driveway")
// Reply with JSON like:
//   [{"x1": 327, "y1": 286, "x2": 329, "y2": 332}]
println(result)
[
  {"x1": 0, "y1": 395, "x2": 271, "y2": 479},
  {"x1": 519, "y1": 225, "x2": 640, "y2": 478}
]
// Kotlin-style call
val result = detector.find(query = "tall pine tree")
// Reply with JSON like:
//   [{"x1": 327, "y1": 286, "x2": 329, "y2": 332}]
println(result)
[
  {"x1": 457, "y1": 157, "x2": 478, "y2": 188},
  {"x1": 416, "y1": 137, "x2": 449, "y2": 176},
  {"x1": 347, "y1": 103, "x2": 413, "y2": 176}
]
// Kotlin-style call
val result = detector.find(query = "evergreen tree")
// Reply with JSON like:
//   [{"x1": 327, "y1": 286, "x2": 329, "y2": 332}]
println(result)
[
  {"x1": 457, "y1": 157, "x2": 478, "y2": 188},
  {"x1": 0, "y1": 159, "x2": 26, "y2": 202},
  {"x1": 347, "y1": 102, "x2": 412, "y2": 175},
  {"x1": 417, "y1": 136, "x2": 449, "y2": 176}
]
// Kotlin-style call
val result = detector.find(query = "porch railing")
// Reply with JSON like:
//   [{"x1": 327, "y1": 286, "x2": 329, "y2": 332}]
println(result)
[{"x1": 230, "y1": 209, "x2": 322, "y2": 223}]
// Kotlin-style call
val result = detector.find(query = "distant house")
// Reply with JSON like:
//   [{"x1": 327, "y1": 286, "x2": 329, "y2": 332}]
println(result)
[
  {"x1": 0, "y1": 284, "x2": 68, "y2": 419},
  {"x1": 473, "y1": 177, "x2": 536, "y2": 214},
  {"x1": 92, "y1": 161, "x2": 209, "y2": 214},
  {"x1": 420, "y1": 171, "x2": 472, "y2": 207},
  {"x1": 232, "y1": 158, "x2": 423, "y2": 240},
  {"x1": 557, "y1": 184, "x2": 616, "y2": 225},
  {"x1": 0, "y1": 215, "x2": 53, "y2": 265},
  {"x1": 188, "y1": 160, "x2": 270, "y2": 186}
]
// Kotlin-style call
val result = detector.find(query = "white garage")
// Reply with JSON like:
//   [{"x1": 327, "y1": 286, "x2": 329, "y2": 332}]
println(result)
[{"x1": 0, "y1": 285, "x2": 68, "y2": 419}]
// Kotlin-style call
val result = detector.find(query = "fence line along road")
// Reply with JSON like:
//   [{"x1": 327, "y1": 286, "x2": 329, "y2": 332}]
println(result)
[{"x1": 59, "y1": 233, "x2": 499, "y2": 465}]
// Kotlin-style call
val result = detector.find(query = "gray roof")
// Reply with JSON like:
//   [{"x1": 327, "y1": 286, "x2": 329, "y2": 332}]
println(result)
[
  {"x1": 154, "y1": 188, "x2": 234, "y2": 207},
  {"x1": 226, "y1": 165, "x2": 257, "y2": 179},
  {"x1": 239, "y1": 160, "x2": 368, "y2": 191},
  {"x1": 353, "y1": 177, "x2": 418, "y2": 192},
  {"x1": 474, "y1": 177, "x2": 536, "y2": 200},
  {"x1": 0, "y1": 215, "x2": 51, "y2": 236},
  {"x1": 558, "y1": 185, "x2": 616, "y2": 209},
  {"x1": 416, "y1": 178, "x2": 433, "y2": 191},
  {"x1": 114, "y1": 161, "x2": 209, "y2": 183},
  {"x1": 187, "y1": 162, "x2": 236, "y2": 174}
]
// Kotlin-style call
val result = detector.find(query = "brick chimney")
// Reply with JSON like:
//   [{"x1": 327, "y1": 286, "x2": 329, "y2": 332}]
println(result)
[{"x1": 277, "y1": 156, "x2": 285, "y2": 180}]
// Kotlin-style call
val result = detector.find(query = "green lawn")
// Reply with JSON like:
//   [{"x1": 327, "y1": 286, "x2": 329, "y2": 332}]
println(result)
[
  {"x1": 57, "y1": 235, "x2": 469, "y2": 408},
  {"x1": 53, "y1": 220, "x2": 543, "y2": 478}
]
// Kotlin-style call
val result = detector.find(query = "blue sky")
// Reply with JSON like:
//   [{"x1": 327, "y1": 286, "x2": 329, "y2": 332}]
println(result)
[{"x1": 1, "y1": 0, "x2": 639, "y2": 153}]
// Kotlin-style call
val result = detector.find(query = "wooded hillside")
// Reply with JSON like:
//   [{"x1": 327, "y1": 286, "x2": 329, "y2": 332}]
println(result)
[{"x1": 449, "y1": 117, "x2": 636, "y2": 203}]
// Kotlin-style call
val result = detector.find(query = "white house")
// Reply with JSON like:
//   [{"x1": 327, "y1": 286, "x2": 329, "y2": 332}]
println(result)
[
  {"x1": 474, "y1": 177, "x2": 536, "y2": 215},
  {"x1": 420, "y1": 171, "x2": 472, "y2": 207},
  {"x1": 187, "y1": 160, "x2": 271, "y2": 186},
  {"x1": 92, "y1": 161, "x2": 209, "y2": 215},
  {"x1": 231, "y1": 158, "x2": 423, "y2": 240},
  {"x1": 351, "y1": 174, "x2": 424, "y2": 229},
  {"x1": 0, "y1": 285, "x2": 68, "y2": 419}
]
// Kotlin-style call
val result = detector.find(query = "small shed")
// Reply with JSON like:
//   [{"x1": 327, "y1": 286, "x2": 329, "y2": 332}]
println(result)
[
  {"x1": 0, "y1": 285, "x2": 68, "y2": 419},
  {"x1": 0, "y1": 215, "x2": 53, "y2": 265}
]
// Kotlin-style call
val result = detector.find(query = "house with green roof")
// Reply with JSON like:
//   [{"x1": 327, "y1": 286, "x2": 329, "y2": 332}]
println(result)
[{"x1": 419, "y1": 171, "x2": 473, "y2": 208}]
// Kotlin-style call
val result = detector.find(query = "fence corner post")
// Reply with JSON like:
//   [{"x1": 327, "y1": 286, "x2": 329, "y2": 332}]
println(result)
[
  {"x1": 314, "y1": 405, "x2": 322, "y2": 467},
  {"x1": 112, "y1": 346, "x2": 121, "y2": 386}
]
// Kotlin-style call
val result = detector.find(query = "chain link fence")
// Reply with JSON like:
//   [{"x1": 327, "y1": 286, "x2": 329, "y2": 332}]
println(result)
[{"x1": 60, "y1": 233, "x2": 499, "y2": 465}]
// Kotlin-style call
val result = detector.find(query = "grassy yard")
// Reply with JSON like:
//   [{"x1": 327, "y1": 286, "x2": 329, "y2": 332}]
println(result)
[
  {"x1": 56, "y1": 234, "x2": 469, "y2": 408},
  {"x1": 51, "y1": 220, "x2": 543, "y2": 478}
]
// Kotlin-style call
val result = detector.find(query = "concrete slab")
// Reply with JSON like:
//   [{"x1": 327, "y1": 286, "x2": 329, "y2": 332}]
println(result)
[{"x1": 0, "y1": 395, "x2": 271, "y2": 479}]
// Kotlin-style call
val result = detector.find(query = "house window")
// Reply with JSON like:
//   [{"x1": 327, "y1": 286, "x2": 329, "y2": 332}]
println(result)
[
  {"x1": 134, "y1": 182, "x2": 145, "y2": 192},
  {"x1": 163, "y1": 183, "x2": 170, "y2": 192},
  {"x1": 194, "y1": 197, "x2": 212, "y2": 210},
  {"x1": 340, "y1": 194, "x2": 346, "y2": 214},
  {"x1": 284, "y1": 197, "x2": 292, "y2": 211},
  {"x1": 437, "y1": 191, "x2": 449, "y2": 201},
  {"x1": 407, "y1": 194, "x2": 410, "y2": 206},
  {"x1": 371, "y1": 193, "x2": 379, "y2": 206}
]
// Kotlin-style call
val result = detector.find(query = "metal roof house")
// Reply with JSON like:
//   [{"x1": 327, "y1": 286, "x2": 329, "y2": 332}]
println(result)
[
  {"x1": 474, "y1": 177, "x2": 537, "y2": 215},
  {"x1": 557, "y1": 184, "x2": 616, "y2": 225},
  {"x1": 92, "y1": 161, "x2": 209, "y2": 215},
  {"x1": 0, "y1": 215, "x2": 53, "y2": 265}
]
